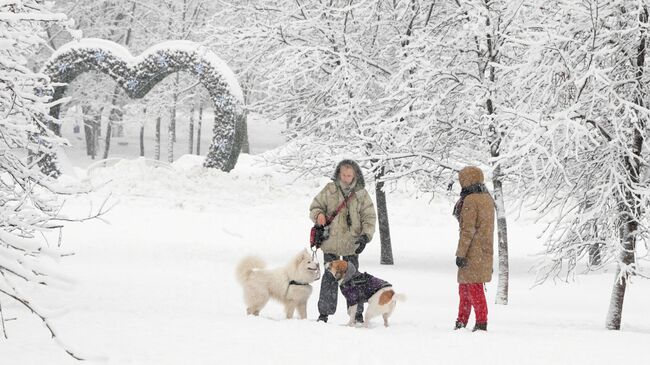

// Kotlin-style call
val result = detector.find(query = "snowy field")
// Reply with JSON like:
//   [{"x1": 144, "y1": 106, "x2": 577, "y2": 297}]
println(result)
[{"x1": 2, "y1": 122, "x2": 650, "y2": 365}]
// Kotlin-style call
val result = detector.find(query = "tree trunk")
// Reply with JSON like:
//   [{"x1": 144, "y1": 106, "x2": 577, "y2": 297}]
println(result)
[
  {"x1": 483, "y1": 0, "x2": 509, "y2": 305},
  {"x1": 492, "y1": 165, "x2": 509, "y2": 305},
  {"x1": 196, "y1": 102, "x2": 203, "y2": 155},
  {"x1": 171, "y1": 73, "x2": 180, "y2": 143},
  {"x1": 240, "y1": 115, "x2": 250, "y2": 154},
  {"x1": 103, "y1": 88, "x2": 121, "y2": 159},
  {"x1": 241, "y1": 77, "x2": 251, "y2": 154},
  {"x1": 607, "y1": 7, "x2": 646, "y2": 329},
  {"x1": 606, "y1": 257, "x2": 630, "y2": 330},
  {"x1": 139, "y1": 125, "x2": 145, "y2": 157},
  {"x1": 91, "y1": 109, "x2": 101, "y2": 160},
  {"x1": 109, "y1": 106, "x2": 123, "y2": 138},
  {"x1": 111, "y1": 106, "x2": 124, "y2": 139},
  {"x1": 155, "y1": 116, "x2": 161, "y2": 160},
  {"x1": 375, "y1": 166, "x2": 394, "y2": 265},
  {"x1": 168, "y1": 76, "x2": 178, "y2": 162},
  {"x1": 140, "y1": 107, "x2": 146, "y2": 157},
  {"x1": 606, "y1": 5, "x2": 647, "y2": 330},
  {"x1": 589, "y1": 243, "x2": 602, "y2": 266},
  {"x1": 115, "y1": 119, "x2": 124, "y2": 137},
  {"x1": 103, "y1": 119, "x2": 112, "y2": 159},
  {"x1": 606, "y1": 205, "x2": 638, "y2": 330},
  {"x1": 168, "y1": 109, "x2": 175, "y2": 163},
  {"x1": 82, "y1": 105, "x2": 94, "y2": 156},
  {"x1": 587, "y1": 197, "x2": 602, "y2": 266},
  {"x1": 189, "y1": 103, "x2": 195, "y2": 154}
]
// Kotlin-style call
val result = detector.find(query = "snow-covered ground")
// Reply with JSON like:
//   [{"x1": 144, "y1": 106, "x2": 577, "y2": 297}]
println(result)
[{"x1": 3, "y1": 122, "x2": 650, "y2": 364}]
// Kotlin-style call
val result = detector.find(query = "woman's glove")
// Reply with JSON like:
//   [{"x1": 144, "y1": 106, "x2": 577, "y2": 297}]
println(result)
[{"x1": 456, "y1": 256, "x2": 468, "y2": 268}]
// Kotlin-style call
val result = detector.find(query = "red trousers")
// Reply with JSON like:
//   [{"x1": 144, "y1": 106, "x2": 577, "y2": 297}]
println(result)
[{"x1": 457, "y1": 283, "x2": 488, "y2": 324}]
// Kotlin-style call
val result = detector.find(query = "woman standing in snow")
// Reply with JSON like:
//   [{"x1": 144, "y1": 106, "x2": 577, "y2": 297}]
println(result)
[
  {"x1": 452, "y1": 166, "x2": 495, "y2": 332},
  {"x1": 309, "y1": 159, "x2": 376, "y2": 323}
]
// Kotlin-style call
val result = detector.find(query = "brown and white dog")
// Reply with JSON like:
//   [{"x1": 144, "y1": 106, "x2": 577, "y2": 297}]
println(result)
[
  {"x1": 325, "y1": 260, "x2": 404, "y2": 327},
  {"x1": 236, "y1": 249, "x2": 320, "y2": 319}
]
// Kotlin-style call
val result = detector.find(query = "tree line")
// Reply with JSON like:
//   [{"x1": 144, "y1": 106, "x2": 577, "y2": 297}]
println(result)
[
  {"x1": 203, "y1": 0, "x2": 650, "y2": 331},
  {"x1": 1, "y1": 4, "x2": 647, "y2": 361}
]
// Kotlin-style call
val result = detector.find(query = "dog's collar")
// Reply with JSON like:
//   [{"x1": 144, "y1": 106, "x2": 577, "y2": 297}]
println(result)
[{"x1": 289, "y1": 280, "x2": 310, "y2": 286}]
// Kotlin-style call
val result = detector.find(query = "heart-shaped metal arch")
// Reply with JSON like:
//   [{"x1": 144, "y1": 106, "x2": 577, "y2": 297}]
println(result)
[{"x1": 41, "y1": 38, "x2": 245, "y2": 172}]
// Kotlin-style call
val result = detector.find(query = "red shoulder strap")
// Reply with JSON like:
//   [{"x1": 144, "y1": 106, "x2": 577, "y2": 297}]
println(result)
[{"x1": 325, "y1": 191, "x2": 356, "y2": 226}]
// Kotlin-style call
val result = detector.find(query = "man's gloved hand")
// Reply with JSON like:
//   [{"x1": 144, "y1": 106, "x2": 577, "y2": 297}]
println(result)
[
  {"x1": 456, "y1": 256, "x2": 468, "y2": 268},
  {"x1": 354, "y1": 234, "x2": 369, "y2": 254}
]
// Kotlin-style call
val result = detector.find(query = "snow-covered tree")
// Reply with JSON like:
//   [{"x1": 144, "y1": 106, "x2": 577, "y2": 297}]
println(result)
[
  {"x1": 500, "y1": 0, "x2": 650, "y2": 330},
  {"x1": 203, "y1": 1, "x2": 650, "y2": 321},
  {"x1": 382, "y1": 0, "x2": 521, "y2": 303},
  {"x1": 48, "y1": 0, "x2": 222, "y2": 163},
  {"x1": 205, "y1": 0, "x2": 463, "y2": 264},
  {"x1": 1, "y1": 0, "x2": 106, "y2": 357}
]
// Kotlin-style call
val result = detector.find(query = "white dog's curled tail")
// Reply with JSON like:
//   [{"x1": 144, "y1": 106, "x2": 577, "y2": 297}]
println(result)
[{"x1": 236, "y1": 256, "x2": 266, "y2": 284}]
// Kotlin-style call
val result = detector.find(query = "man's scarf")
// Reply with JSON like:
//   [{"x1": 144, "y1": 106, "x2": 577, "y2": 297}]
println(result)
[{"x1": 452, "y1": 183, "x2": 490, "y2": 222}]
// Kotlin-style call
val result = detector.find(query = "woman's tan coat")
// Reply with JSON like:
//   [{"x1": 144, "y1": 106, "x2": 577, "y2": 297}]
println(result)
[{"x1": 456, "y1": 167, "x2": 495, "y2": 284}]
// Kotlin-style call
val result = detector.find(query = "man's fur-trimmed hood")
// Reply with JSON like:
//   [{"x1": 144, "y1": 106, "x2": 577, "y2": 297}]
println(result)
[{"x1": 331, "y1": 159, "x2": 365, "y2": 190}]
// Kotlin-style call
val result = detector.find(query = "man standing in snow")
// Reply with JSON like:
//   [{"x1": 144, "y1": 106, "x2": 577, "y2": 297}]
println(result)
[
  {"x1": 452, "y1": 166, "x2": 495, "y2": 332},
  {"x1": 310, "y1": 159, "x2": 376, "y2": 323}
]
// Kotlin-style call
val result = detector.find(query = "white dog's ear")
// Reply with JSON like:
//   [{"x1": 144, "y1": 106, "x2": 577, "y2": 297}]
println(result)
[{"x1": 294, "y1": 250, "x2": 307, "y2": 264}]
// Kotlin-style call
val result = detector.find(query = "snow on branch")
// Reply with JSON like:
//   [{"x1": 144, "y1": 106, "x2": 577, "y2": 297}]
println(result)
[
  {"x1": 500, "y1": 0, "x2": 650, "y2": 283},
  {"x1": 1, "y1": 0, "x2": 110, "y2": 359},
  {"x1": 40, "y1": 38, "x2": 245, "y2": 172}
]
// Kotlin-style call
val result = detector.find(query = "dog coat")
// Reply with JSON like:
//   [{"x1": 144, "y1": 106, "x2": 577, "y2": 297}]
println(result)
[{"x1": 339, "y1": 262, "x2": 391, "y2": 307}]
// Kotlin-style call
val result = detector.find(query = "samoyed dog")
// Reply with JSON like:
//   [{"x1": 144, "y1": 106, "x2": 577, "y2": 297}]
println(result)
[{"x1": 236, "y1": 249, "x2": 320, "y2": 319}]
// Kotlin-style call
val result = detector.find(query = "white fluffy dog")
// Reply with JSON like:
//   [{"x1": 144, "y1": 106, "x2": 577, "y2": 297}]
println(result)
[{"x1": 236, "y1": 249, "x2": 320, "y2": 319}]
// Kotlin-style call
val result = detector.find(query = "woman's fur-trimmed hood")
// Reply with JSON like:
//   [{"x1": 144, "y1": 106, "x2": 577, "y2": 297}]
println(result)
[
  {"x1": 459, "y1": 166, "x2": 484, "y2": 188},
  {"x1": 331, "y1": 159, "x2": 365, "y2": 189}
]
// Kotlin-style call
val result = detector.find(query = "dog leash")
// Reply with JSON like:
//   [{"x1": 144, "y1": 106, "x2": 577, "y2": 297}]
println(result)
[{"x1": 311, "y1": 246, "x2": 321, "y2": 279}]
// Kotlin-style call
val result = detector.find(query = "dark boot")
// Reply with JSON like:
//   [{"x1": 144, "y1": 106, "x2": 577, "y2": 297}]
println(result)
[
  {"x1": 472, "y1": 322, "x2": 487, "y2": 332},
  {"x1": 355, "y1": 312, "x2": 364, "y2": 324},
  {"x1": 317, "y1": 314, "x2": 328, "y2": 323},
  {"x1": 454, "y1": 320, "x2": 467, "y2": 330}
]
